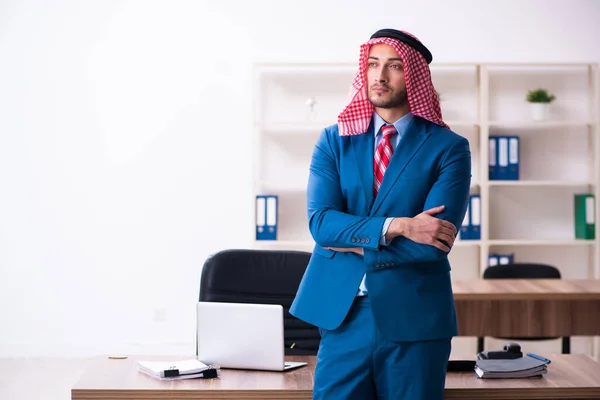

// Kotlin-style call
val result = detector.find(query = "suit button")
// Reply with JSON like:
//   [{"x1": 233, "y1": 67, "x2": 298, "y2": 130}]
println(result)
[
  {"x1": 366, "y1": 238, "x2": 370, "y2": 243},
  {"x1": 360, "y1": 238, "x2": 366, "y2": 243},
  {"x1": 351, "y1": 238, "x2": 356, "y2": 243}
]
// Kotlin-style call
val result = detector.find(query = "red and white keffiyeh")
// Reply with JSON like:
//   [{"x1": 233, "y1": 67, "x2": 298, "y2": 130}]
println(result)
[{"x1": 337, "y1": 33, "x2": 448, "y2": 136}]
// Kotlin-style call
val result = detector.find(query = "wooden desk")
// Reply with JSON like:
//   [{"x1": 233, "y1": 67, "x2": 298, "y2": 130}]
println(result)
[
  {"x1": 452, "y1": 279, "x2": 600, "y2": 337},
  {"x1": 71, "y1": 354, "x2": 600, "y2": 399},
  {"x1": 72, "y1": 355, "x2": 314, "y2": 400},
  {"x1": 446, "y1": 354, "x2": 600, "y2": 399}
]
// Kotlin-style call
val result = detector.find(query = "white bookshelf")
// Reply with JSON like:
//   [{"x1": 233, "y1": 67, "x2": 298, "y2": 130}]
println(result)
[{"x1": 252, "y1": 62, "x2": 600, "y2": 355}]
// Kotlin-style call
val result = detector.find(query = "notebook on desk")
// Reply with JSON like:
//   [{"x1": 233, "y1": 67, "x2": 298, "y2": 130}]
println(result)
[{"x1": 196, "y1": 301, "x2": 307, "y2": 372}]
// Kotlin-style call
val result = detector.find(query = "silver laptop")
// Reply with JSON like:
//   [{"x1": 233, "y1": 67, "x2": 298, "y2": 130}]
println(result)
[{"x1": 196, "y1": 301, "x2": 308, "y2": 371}]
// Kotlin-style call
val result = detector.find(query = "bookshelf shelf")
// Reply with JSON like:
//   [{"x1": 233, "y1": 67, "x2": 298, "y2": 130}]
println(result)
[
  {"x1": 253, "y1": 61, "x2": 600, "y2": 282},
  {"x1": 488, "y1": 239, "x2": 597, "y2": 247},
  {"x1": 256, "y1": 239, "x2": 491, "y2": 250},
  {"x1": 488, "y1": 121, "x2": 594, "y2": 129},
  {"x1": 487, "y1": 180, "x2": 595, "y2": 187}
]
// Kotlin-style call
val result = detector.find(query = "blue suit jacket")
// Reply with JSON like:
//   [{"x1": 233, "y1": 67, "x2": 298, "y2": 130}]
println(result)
[{"x1": 289, "y1": 115, "x2": 472, "y2": 342}]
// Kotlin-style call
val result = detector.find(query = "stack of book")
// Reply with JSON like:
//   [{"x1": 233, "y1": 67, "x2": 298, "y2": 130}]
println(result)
[{"x1": 475, "y1": 354, "x2": 550, "y2": 379}]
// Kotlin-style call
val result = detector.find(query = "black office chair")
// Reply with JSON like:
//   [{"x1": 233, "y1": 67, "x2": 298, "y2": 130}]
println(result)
[
  {"x1": 198, "y1": 249, "x2": 320, "y2": 356},
  {"x1": 477, "y1": 262, "x2": 570, "y2": 354}
]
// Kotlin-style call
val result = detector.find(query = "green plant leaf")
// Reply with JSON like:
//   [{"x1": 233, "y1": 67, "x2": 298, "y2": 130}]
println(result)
[{"x1": 526, "y1": 88, "x2": 556, "y2": 103}]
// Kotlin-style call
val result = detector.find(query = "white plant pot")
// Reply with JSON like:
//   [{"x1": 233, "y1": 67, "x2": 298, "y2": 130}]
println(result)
[{"x1": 531, "y1": 102, "x2": 549, "y2": 121}]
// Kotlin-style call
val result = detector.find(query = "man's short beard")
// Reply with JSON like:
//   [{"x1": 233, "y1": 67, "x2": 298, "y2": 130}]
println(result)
[{"x1": 369, "y1": 88, "x2": 408, "y2": 109}]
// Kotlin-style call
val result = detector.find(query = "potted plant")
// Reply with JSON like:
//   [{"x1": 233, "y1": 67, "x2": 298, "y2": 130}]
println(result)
[{"x1": 526, "y1": 88, "x2": 556, "y2": 121}]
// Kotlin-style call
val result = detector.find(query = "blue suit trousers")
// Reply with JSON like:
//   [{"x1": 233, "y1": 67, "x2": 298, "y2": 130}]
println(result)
[{"x1": 313, "y1": 296, "x2": 451, "y2": 400}]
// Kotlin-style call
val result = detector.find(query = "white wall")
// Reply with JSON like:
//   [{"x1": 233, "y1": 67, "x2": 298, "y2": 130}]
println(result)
[{"x1": 1, "y1": 0, "x2": 599, "y2": 357}]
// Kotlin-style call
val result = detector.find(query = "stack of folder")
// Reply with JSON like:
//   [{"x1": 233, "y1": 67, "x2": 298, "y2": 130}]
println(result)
[
  {"x1": 459, "y1": 194, "x2": 481, "y2": 240},
  {"x1": 488, "y1": 253, "x2": 514, "y2": 266},
  {"x1": 475, "y1": 355, "x2": 550, "y2": 379},
  {"x1": 256, "y1": 195, "x2": 278, "y2": 240},
  {"x1": 489, "y1": 135, "x2": 520, "y2": 180}
]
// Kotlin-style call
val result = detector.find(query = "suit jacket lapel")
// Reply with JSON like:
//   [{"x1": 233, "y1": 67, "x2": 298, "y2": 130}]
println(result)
[
  {"x1": 370, "y1": 117, "x2": 431, "y2": 215},
  {"x1": 351, "y1": 122, "x2": 375, "y2": 212}
]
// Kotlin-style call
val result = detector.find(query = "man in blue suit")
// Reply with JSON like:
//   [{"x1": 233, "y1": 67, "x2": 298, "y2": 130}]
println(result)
[{"x1": 290, "y1": 28, "x2": 472, "y2": 400}]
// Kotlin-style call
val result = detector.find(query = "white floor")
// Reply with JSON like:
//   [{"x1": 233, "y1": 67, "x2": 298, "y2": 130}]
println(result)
[{"x1": 0, "y1": 357, "x2": 92, "y2": 400}]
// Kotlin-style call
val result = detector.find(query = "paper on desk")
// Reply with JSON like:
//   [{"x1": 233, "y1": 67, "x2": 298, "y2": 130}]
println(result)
[{"x1": 137, "y1": 359, "x2": 220, "y2": 380}]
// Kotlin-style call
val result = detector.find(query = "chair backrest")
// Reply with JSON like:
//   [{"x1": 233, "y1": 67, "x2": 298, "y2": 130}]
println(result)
[
  {"x1": 199, "y1": 249, "x2": 319, "y2": 355},
  {"x1": 483, "y1": 263, "x2": 561, "y2": 279}
]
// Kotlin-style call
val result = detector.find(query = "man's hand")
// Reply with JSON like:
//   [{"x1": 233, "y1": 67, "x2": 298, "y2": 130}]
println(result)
[
  {"x1": 386, "y1": 205, "x2": 457, "y2": 252},
  {"x1": 324, "y1": 247, "x2": 364, "y2": 256}
]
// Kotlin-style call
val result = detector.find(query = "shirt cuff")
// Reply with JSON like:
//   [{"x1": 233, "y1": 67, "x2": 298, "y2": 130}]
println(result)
[{"x1": 379, "y1": 217, "x2": 394, "y2": 246}]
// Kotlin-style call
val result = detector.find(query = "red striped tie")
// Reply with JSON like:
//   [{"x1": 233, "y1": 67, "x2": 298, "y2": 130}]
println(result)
[{"x1": 374, "y1": 125, "x2": 397, "y2": 197}]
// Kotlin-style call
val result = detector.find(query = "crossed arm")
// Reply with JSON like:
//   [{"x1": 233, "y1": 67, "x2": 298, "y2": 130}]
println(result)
[{"x1": 307, "y1": 128, "x2": 471, "y2": 270}]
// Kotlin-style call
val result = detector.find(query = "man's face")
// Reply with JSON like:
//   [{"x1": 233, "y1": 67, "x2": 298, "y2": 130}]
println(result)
[{"x1": 366, "y1": 44, "x2": 408, "y2": 109}]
